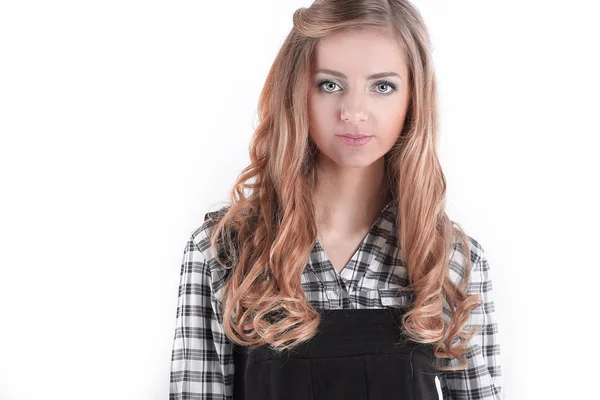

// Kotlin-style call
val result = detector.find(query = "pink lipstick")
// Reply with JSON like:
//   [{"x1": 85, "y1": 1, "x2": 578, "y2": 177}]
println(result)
[{"x1": 336, "y1": 134, "x2": 373, "y2": 146}]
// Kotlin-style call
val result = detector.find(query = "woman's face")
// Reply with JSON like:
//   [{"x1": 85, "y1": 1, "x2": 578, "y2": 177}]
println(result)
[{"x1": 307, "y1": 28, "x2": 411, "y2": 168}]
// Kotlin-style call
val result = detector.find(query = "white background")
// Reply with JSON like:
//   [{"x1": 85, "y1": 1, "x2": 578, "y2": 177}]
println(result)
[{"x1": 1, "y1": 0, "x2": 599, "y2": 399}]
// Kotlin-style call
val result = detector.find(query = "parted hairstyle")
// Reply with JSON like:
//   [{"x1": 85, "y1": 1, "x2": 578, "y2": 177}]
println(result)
[{"x1": 203, "y1": 0, "x2": 482, "y2": 372}]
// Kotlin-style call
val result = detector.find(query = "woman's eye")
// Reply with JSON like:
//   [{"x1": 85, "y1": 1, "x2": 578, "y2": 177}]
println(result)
[
  {"x1": 375, "y1": 84, "x2": 392, "y2": 94},
  {"x1": 317, "y1": 80, "x2": 397, "y2": 95},
  {"x1": 374, "y1": 81, "x2": 397, "y2": 95},
  {"x1": 318, "y1": 81, "x2": 341, "y2": 93}
]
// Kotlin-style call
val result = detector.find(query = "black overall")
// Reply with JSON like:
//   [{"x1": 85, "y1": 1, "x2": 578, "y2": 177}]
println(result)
[{"x1": 232, "y1": 307, "x2": 442, "y2": 400}]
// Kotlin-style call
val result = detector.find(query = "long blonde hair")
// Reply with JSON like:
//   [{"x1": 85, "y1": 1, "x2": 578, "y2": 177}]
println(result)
[{"x1": 204, "y1": 0, "x2": 482, "y2": 372}]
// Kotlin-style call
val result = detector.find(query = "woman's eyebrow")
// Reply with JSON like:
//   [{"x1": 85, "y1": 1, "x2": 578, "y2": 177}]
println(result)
[{"x1": 314, "y1": 68, "x2": 401, "y2": 80}]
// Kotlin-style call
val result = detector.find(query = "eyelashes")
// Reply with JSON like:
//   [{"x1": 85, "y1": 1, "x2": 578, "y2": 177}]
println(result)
[{"x1": 316, "y1": 79, "x2": 398, "y2": 96}]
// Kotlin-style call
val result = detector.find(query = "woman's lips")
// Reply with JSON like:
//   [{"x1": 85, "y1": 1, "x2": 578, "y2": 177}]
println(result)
[
  {"x1": 336, "y1": 134, "x2": 373, "y2": 146},
  {"x1": 337, "y1": 134, "x2": 372, "y2": 138}
]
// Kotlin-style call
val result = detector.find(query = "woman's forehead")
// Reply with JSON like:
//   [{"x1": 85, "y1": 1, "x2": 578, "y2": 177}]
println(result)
[{"x1": 312, "y1": 30, "x2": 407, "y2": 79}]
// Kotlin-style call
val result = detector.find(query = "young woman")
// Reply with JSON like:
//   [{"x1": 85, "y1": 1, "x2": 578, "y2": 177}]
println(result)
[{"x1": 169, "y1": 0, "x2": 503, "y2": 399}]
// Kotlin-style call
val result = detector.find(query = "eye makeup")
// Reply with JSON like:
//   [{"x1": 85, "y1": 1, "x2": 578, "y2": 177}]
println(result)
[{"x1": 316, "y1": 79, "x2": 398, "y2": 96}]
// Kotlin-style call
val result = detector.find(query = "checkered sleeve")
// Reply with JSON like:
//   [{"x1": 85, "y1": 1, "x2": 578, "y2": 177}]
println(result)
[
  {"x1": 169, "y1": 234, "x2": 234, "y2": 399},
  {"x1": 440, "y1": 243, "x2": 504, "y2": 399}
]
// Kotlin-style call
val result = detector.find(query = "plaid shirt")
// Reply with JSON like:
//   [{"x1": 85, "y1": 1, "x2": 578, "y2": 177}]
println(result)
[{"x1": 169, "y1": 200, "x2": 503, "y2": 399}]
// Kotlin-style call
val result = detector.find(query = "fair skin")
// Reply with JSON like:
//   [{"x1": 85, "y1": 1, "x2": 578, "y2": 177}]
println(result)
[{"x1": 307, "y1": 27, "x2": 411, "y2": 273}]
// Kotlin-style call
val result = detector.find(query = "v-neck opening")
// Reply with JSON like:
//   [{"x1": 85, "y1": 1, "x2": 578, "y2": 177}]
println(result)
[{"x1": 314, "y1": 199, "x2": 396, "y2": 278}]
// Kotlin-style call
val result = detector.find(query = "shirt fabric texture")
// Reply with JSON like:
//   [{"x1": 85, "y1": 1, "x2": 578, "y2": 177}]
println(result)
[{"x1": 169, "y1": 200, "x2": 503, "y2": 399}]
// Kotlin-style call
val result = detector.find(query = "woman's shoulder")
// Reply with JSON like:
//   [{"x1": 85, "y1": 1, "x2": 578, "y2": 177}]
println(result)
[
  {"x1": 443, "y1": 222, "x2": 495, "y2": 331},
  {"x1": 448, "y1": 221, "x2": 487, "y2": 285},
  {"x1": 202, "y1": 204, "x2": 232, "y2": 226},
  {"x1": 185, "y1": 205, "x2": 234, "y2": 303},
  {"x1": 187, "y1": 204, "x2": 232, "y2": 261}
]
